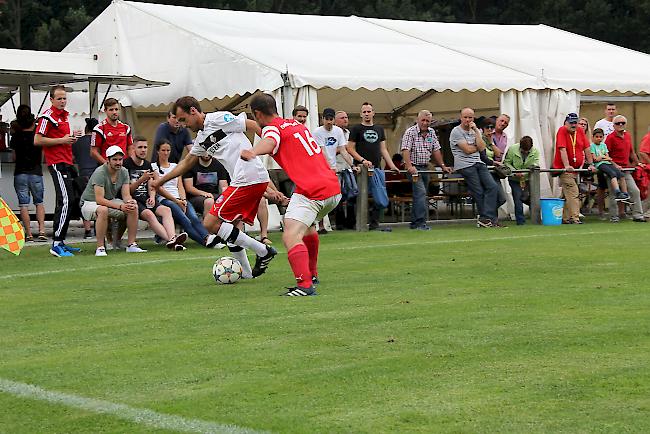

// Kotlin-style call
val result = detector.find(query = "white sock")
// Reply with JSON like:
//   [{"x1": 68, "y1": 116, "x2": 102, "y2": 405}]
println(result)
[
  {"x1": 217, "y1": 222, "x2": 267, "y2": 256},
  {"x1": 53, "y1": 241, "x2": 62, "y2": 247},
  {"x1": 228, "y1": 247, "x2": 253, "y2": 279}
]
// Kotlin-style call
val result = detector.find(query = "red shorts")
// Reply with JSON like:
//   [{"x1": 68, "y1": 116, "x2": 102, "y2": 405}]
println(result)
[{"x1": 210, "y1": 182, "x2": 268, "y2": 225}]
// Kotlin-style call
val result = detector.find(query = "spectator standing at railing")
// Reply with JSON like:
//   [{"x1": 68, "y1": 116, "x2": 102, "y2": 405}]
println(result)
[
  {"x1": 638, "y1": 128, "x2": 650, "y2": 217},
  {"x1": 334, "y1": 110, "x2": 357, "y2": 230},
  {"x1": 450, "y1": 107, "x2": 501, "y2": 228},
  {"x1": 604, "y1": 115, "x2": 646, "y2": 222},
  {"x1": 346, "y1": 102, "x2": 400, "y2": 231},
  {"x1": 594, "y1": 103, "x2": 617, "y2": 138},
  {"x1": 504, "y1": 136, "x2": 539, "y2": 225},
  {"x1": 400, "y1": 110, "x2": 451, "y2": 230},
  {"x1": 552, "y1": 113, "x2": 595, "y2": 224},
  {"x1": 491, "y1": 114, "x2": 510, "y2": 162}
]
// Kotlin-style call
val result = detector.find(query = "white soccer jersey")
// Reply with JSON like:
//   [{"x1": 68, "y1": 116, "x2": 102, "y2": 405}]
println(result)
[{"x1": 190, "y1": 112, "x2": 269, "y2": 187}]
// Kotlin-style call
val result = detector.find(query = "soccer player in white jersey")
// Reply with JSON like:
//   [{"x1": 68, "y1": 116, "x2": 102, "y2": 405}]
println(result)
[{"x1": 153, "y1": 96, "x2": 283, "y2": 279}]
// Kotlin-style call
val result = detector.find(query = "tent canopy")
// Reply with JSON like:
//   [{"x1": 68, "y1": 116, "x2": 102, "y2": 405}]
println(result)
[{"x1": 64, "y1": 0, "x2": 650, "y2": 111}]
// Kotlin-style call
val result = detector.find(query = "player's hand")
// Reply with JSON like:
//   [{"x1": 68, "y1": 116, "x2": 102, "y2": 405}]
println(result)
[{"x1": 240, "y1": 149, "x2": 255, "y2": 161}]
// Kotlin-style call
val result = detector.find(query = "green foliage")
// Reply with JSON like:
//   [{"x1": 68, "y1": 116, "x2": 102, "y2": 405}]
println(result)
[{"x1": 0, "y1": 0, "x2": 648, "y2": 53}]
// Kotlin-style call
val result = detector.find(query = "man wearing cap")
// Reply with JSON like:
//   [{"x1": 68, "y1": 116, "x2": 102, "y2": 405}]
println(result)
[
  {"x1": 80, "y1": 145, "x2": 148, "y2": 256},
  {"x1": 605, "y1": 115, "x2": 646, "y2": 222},
  {"x1": 401, "y1": 110, "x2": 451, "y2": 230},
  {"x1": 552, "y1": 113, "x2": 595, "y2": 224},
  {"x1": 313, "y1": 108, "x2": 351, "y2": 172}
]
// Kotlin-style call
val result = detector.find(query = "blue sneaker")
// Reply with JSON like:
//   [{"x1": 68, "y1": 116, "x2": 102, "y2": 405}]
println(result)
[
  {"x1": 50, "y1": 244, "x2": 74, "y2": 257},
  {"x1": 60, "y1": 243, "x2": 81, "y2": 253}
]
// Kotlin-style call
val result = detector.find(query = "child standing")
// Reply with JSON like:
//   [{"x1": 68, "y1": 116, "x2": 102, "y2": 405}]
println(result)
[{"x1": 590, "y1": 128, "x2": 631, "y2": 202}]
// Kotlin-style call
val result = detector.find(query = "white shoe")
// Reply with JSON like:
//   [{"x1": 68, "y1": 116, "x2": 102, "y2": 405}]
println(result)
[
  {"x1": 174, "y1": 244, "x2": 187, "y2": 251},
  {"x1": 95, "y1": 247, "x2": 108, "y2": 257},
  {"x1": 126, "y1": 243, "x2": 147, "y2": 253}
]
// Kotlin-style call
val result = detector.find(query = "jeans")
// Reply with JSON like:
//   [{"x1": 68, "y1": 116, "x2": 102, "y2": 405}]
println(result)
[
  {"x1": 407, "y1": 165, "x2": 430, "y2": 228},
  {"x1": 509, "y1": 180, "x2": 526, "y2": 224},
  {"x1": 459, "y1": 163, "x2": 499, "y2": 221},
  {"x1": 14, "y1": 174, "x2": 44, "y2": 206},
  {"x1": 161, "y1": 198, "x2": 209, "y2": 245},
  {"x1": 492, "y1": 173, "x2": 507, "y2": 208}
]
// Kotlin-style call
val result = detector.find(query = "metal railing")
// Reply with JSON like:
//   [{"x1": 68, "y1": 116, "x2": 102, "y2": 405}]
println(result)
[{"x1": 354, "y1": 166, "x2": 638, "y2": 230}]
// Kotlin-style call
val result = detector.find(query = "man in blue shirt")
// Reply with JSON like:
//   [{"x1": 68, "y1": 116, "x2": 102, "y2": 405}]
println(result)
[{"x1": 153, "y1": 109, "x2": 193, "y2": 163}]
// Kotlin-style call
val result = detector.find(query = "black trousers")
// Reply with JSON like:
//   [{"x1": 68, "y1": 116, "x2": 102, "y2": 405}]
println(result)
[{"x1": 48, "y1": 163, "x2": 78, "y2": 242}]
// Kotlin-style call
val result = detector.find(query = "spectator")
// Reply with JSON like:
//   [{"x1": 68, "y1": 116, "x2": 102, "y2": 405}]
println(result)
[
  {"x1": 334, "y1": 110, "x2": 357, "y2": 230},
  {"x1": 72, "y1": 117, "x2": 100, "y2": 239},
  {"x1": 346, "y1": 102, "x2": 400, "y2": 231},
  {"x1": 80, "y1": 145, "x2": 147, "y2": 256},
  {"x1": 9, "y1": 104, "x2": 46, "y2": 242},
  {"x1": 313, "y1": 107, "x2": 350, "y2": 234},
  {"x1": 153, "y1": 140, "x2": 213, "y2": 246},
  {"x1": 400, "y1": 109, "x2": 451, "y2": 230},
  {"x1": 153, "y1": 109, "x2": 193, "y2": 164},
  {"x1": 638, "y1": 127, "x2": 650, "y2": 217},
  {"x1": 552, "y1": 112, "x2": 594, "y2": 224},
  {"x1": 604, "y1": 115, "x2": 646, "y2": 222},
  {"x1": 504, "y1": 136, "x2": 540, "y2": 225},
  {"x1": 479, "y1": 118, "x2": 507, "y2": 212},
  {"x1": 491, "y1": 114, "x2": 510, "y2": 161},
  {"x1": 123, "y1": 136, "x2": 188, "y2": 250},
  {"x1": 90, "y1": 98, "x2": 133, "y2": 164},
  {"x1": 590, "y1": 128, "x2": 630, "y2": 203},
  {"x1": 450, "y1": 107, "x2": 500, "y2": 228},
  {"x1": 182, "y1": 155, "x2": 229, "y2": 218},
  {"x1": 34, "y1": 85, "x2": 82, "y2": 257},
  {"x1": 578, "y1": 117, "x2": 591, "y2": 141},
  {"x1": 292, "y1": 105, "x2": 309, "y2": 125},
  {"x1": 0, "y1": 114, "x2": 8, "y2": 151},
  {"x1": 594, "y1": 103, "x2": 618, "y2": 137}
]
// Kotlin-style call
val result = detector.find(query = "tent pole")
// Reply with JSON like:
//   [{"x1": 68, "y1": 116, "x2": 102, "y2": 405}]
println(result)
[
  {"x1": 19, "y1": 79, "x2": 30, "y2": 106},
  {"x1": 280, "y1": 72, "x2": 293, "y2": 118},
  {"x1": 89, "y1": 80, "x2": 99, "y2": 119}
]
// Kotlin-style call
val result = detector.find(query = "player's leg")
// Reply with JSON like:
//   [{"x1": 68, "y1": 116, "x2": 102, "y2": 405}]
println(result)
[
  {"x1": 301, "y1": 225, "x2": 319, "y2": 284},
  {"x1": 225, "y1": 221, "x2": 254, "y2": 279}
]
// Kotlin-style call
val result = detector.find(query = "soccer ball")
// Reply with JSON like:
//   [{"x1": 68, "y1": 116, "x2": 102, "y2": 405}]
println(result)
[{"x1": 212, "y1": 257, "x2": 243, "y2": 284}]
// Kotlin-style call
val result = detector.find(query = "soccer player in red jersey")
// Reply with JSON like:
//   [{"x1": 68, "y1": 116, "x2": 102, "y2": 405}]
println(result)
[
  {"x1": 242, "y1": 94, "x2": 342, "y2": 296},
  {"x1": 90, "y1": 98, "x2": 133, "y2": 164}
]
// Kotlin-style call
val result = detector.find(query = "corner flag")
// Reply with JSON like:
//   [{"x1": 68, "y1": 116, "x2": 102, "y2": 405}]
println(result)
[{"x1": 0, "y1": 198, "x2": 25, "y2": 255}]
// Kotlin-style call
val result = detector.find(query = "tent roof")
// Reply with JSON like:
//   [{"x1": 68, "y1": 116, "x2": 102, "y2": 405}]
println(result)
[{"x1": 63, "y1": 0, "x2": 650, "y2": 109}]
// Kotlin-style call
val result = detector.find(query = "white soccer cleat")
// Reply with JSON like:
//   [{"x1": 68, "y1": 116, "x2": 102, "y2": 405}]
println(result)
[{"x1": 126, "y1": 243, "x2": 147, "y2": 253}]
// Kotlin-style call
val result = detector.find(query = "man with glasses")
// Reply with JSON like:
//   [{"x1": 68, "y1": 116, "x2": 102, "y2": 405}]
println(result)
[
  {"x1": 552, "y1": 113, "x2": 595, "y2": 224},
  {"x1": 604, "y1": 115, "x2": 646, "y2": 222}
]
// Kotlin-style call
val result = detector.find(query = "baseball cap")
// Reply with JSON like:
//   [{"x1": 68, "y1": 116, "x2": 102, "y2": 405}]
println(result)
[
  {"x1": 565, "y1": 113, "x2": 579, "y2": 123},
  {"x1": 322, "y1": 108, "x2": 336, "y2": 119},
  {"x1": 105, "y1": 145, "x2": 124, "y2": 158}
]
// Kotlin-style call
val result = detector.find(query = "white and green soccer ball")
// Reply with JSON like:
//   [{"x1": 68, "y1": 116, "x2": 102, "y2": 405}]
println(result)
[{"x1": 212, "y1": 257, "x2": 243, "y2": 284}]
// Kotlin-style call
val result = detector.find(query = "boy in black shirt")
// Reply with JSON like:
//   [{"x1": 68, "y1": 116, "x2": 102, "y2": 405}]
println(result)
[{"x1": 182, "y1": 155, "x2": 229, "y2": 219}]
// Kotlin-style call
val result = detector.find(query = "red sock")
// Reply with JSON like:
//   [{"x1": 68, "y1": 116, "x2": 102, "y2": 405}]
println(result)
[
  {"x1": 302, "y1": 232, "x2": 319, "y2": 278},
  {"x1": 287, "y1": 243, "x2": 312, "y2": 288}
]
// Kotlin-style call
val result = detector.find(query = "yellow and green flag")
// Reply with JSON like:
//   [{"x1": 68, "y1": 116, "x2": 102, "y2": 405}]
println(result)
[{"x1": 0, "y1": 197, "x2": 25, "y2": 256}]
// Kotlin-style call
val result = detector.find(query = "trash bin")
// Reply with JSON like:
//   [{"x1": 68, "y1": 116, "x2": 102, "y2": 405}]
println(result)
[{"x1": 540, "y1": 198, "x2": 564, "y2": 226}]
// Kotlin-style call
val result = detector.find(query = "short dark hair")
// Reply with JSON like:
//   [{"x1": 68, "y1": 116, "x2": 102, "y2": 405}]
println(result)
[
  {"x1": 84, "y1": 117, "x2": 99, "y2": 134},
  {"x1": 49, "y1": 85, "x2": 66, "y2": 98},
  {"x1": 361, "y1": 102, "x2": 373, "y2": 108},
  {"x1": 250, "y1": 93, "x2": 278, "y2": 117},
  {"x1": 292, "y1": 105, "x2": 308, "y2": 116},
  {"x1": 592, "y1": 128, "x2": 604, "y2": 136},
  {"x1": 520, "y1": 136, "x2": 533, "y2": 148},
  {"x1": 103, "y1": 98, "x2": 119, "y2": 109},
  {"x1": 174, "y1": 96, "x2": 202, "y2": 116},
  {"x1": 133, "y1": 135, "x2": 147, "y2": 143},
  {"x1": 606, "y1": 102, "x2": 617, "y2": 107}
]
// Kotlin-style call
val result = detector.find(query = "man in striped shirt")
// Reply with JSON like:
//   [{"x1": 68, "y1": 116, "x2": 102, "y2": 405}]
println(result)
[
  {"x1": 400, "y1": 110, "x2": 451, "y2": 230},
  {"x1": 34, "y1": 85, "x2": 82, "y2": 257}
]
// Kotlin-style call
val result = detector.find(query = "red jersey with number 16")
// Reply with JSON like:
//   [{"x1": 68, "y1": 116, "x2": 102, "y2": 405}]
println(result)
[{"x1": 262, "y1": 118, "x2": 340, "y2": 200}]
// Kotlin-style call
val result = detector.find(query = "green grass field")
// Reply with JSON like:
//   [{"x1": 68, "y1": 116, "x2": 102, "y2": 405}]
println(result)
[{"x1": 2, "y1": 221, "x2": 650, "y2": 433}]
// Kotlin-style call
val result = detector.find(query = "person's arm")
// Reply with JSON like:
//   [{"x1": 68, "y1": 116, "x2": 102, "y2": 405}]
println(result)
[
  {"x1": 400, "y1": 131, "x2": 416, "y2": 176},
  {"x1": 346, "y1": 140, "x2": 372, "y2": 169},
  {"x1": 34, "y1": 133, "x2": 74, "y2": 147},
  {"x1": 90, "y1": 147, "x2": 106, "y2": 165},
  {"x1": 560, "y1": 148, "x2": 574, "y2": 171},
  {"x1": 218, "y1": 179, "x2": 228, "y2": 193},
  {"x1": 94, "y1": 185, "x2": 123, "y2": 210},
  {"x1": 380, "y1": 140, "x2": 399, "y2": 172},
  {"x1": 337, "y1": 145, "x2": 354, "y2": 167},
  {"x1": 472, "y1": 124, "x2": 486, "y2": 152},
  {"x1": 152, "y1": 154, "x2": 199, "y2": 188},
  {"x1": 245, "y1": 119, "x2": 262, "y2": 136},
  {"x1": 240, "y1": 137, "x2": 276, "y2": 160},
  {"x1": 183, "y1": 177, "x2": 209, "y2": 198},
  {"x1": 432, "y1": 149, "x2": 450, "y2": 173},
  {"x1": 129, "y1": 170, "x2": 152, "y2": 195},
  {"x1": 640, "y1": 152, "x2": 650, "y2": 165},
  {"x1": 630, "y1": 147, "x2": 640, "y2": 166}
]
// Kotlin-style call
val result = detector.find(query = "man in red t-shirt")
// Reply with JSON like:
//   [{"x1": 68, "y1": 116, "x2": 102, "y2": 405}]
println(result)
[
  {"x1": 243, "y1": 93, "x2": 341, "y2": 296},
  {"x1": 552, "y1": 112, "x2": 594, "y2": 224},
  {"x1": 34, "y1": 85, "x2": 82, "y2": 257},
  {"x1": 605, "y1": 115, "x2": 646, "y2": 222},
  {"x1": 90, "y1": 98, "x2": 133, "y2": 164}
]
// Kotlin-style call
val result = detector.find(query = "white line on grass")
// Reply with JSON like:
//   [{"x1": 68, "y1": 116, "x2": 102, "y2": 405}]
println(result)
[
  {"x1": 0, "y1": 378, "x2": 268, "y2": 434},
  {"x1": 3, "y1": 227, "x2": 642, "y2": 282}
]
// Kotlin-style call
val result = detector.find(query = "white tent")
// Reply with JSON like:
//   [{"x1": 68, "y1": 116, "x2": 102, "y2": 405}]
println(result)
[{"x1": 63, "y1": 0, "x2": 650, "y2": 196}]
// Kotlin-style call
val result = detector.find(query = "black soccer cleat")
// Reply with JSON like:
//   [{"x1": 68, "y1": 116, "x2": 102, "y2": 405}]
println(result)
[
  {"x1": 252, "y1": 245, "x2": 277, "y2": 277},
  {"x1": 311, "y1": 276, "x2": 320, "y2": 287},
  {"x1": 282, "y1": 285, "x2": 317, "y2": 296}
]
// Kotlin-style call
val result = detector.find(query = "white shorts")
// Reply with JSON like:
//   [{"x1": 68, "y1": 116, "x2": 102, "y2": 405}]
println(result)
[
  {"x1": 284, "y1": 193, "x2": 341, "y2": 227},
  {"x1": 81, "y1": 199, "x2": 126, "y2": 221}
]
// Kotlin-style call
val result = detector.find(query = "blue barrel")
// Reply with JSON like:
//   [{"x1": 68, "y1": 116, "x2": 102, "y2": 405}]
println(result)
[{"x1": 540, "y1": 198, "x2": 565, "y2": 225}]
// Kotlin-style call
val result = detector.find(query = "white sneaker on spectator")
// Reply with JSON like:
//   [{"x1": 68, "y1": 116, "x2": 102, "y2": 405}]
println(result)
[
  {"x1": 126, "y1": 243, "x2": 147, "y2": 253},
  {"x1": 95, "y1": 247, "x2": 108, "y2": 257}
]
